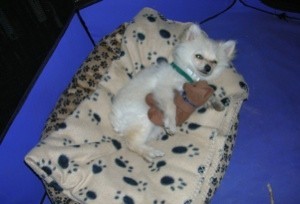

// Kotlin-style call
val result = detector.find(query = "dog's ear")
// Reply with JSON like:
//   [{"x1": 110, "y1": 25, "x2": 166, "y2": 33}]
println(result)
[
  {"x1": 221, "y1": 40, "x2": 236, "y2": 60},
  {"x1": 183, "y1": 24, "x2": 207, "y2": 41}
]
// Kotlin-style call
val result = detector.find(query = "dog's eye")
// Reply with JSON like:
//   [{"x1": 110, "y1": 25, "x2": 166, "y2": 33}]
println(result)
[
  {"x1": 195, "y1": 54, "x2": 203, "y2": 60},
  {"x1": 211, "y1": 60, "x2": 218, "y2": 64}
]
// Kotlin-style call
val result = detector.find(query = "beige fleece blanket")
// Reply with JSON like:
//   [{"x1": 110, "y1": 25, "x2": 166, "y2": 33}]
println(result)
[{"x1": 25, "y1": 8, "x2": 248, "y2": 204}]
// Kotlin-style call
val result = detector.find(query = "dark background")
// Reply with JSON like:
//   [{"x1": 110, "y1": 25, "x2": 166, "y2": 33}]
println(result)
[{"x1": 0, "y1": 0, "x2": 99, "y2": 142}]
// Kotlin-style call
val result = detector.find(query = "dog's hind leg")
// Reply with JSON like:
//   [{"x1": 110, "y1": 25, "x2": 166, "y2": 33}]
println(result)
[
  {"x1": 124, "y1": 122, "x2": 164, "y2": 162},
  {"x1": 153, "y1": 90, "x2": 177, "y2": 135}
]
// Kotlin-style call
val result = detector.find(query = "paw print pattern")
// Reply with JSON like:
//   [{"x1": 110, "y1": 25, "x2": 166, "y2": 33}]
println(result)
[
  {"x1": 217, "y1": 86, "x2": 226, "y2": 97},
  {"x1": 36, "y1": 159, "x2": 56, "y2": 177},
  {"x1": 63, "y1": 138, "x2": 73, "y2": 146},
  {"x1": 132, "y1": 30, "x2": 146, "y2": 44},
  {"x1": 239, "y1": 81, "x2": 249, "y2": 93},
  {"x1": 122, "y1": 36, "x2": 128, "y2": 44},
  {"x1": 72, "y1": 144, "x2": 81, "y2": 148},
  {"x1": 147, "y1": 51, "x2": 157, "y2": 61},
  {"x1": 48, "y1": 180, "x2": 63, "y2": 193},
  {"x1": 101, "y1": 135, "x2": 122, "y2": 150},
  {"x1": 209, "y1": 131, "x2": 217, "y2": 140},
  {"x1": 87, "y1": 78, "x2": 96, "y2": 87},
  {"x1": 160, "y1": 175, "x2": 187, "y2": 191},
  {"x1": 114, "y1": 191, "x2": 135, "y2": 204},
  {"x1": 88, "y1": 109, "x2": 101, "y2": 125},
  {"x1": 179, "y1": 122, "x2": 202, "y2": 134},
  {"x1": 84, "y1": 139, "x2": 101, "y2": 148},
  {"x1": 78, "y1": 187, "x2": 97, "y2": 202},
  {"x1": 158, "y1": 12, "x2": 167, "y2": 21},
  {"x1": 213, "y1": 86, "x2": 230, "y2": 107},
  {"x1": 123, "y1": 176, "x2": 148, "y2": 192},
  {"x1": 36, "y1": 140, "x2": 46, "y2": 147},
  {"x1": 198, "y1": 165, "x2": 206, "y2": 174},
  {"x1": 209, "y1": 84, "x2": 217, "y2": 92},
  {"x1": 160, "y1": 133, "x2": 172, "y2": 141},
  {"x1": 143, "y1": 13, "x2": 157, "y2": 22},
  {"x1": 226, "y1": 133, "x2": 235, "y2": 144},
  {"x1": 100, "y1": 60, "x2": 109, "y2": 69},
  {"x1": 159, "y1": 29, "x2": 178, "y2": 46},
  {"x1": 156, "y1": 56, "x2": 168, "y2": 64},
  {"x1": 55, "y1": 122, "x2": 67, "y2": 131},
  {"x1": 86, "y1": 160, "x2": 107, "y2": 174},
  {"x1": 221, "y1": 97, "x2": 231, "y2": 107},
  {"x1": 57, "y1": 154, "x2": 79, "y2": 174},
  {"x1": 102, "y1": 72, "x2": 111, "y2": 82},
  {"x1": 221, "y1": 151, "x2": 231, "y2": 163},
  {"x1": 216, "y1": 163, "x2": 227, "y2": 174},
  {"x1": 172, "y1": 144, "x2": 200, "y2": 157},
  {"x1": 207, "y1": 188, "x2": 214, "y2": 199},
  {"x1": 93, "y1": 55, "x2": 101, "y2": 61},
  {"x1": 148, "y1": 160, "x2": 167, "y2": 172},
  {"x1": 223, "y1": 143, "x2": 230, "y2": 154},
  {"x1": 115, "y1": 156, "x2": 134, "y2": 172},
  {"x1": 82, "y1": 135, "x2": 122, "y2": 149},
  {"x1": 75, "y1": 110, "x2": 80, "y2": 119},
  {"x1": 197, "y1": 106, "x2": 208, "y2": 114},
  {"x1": 134, "y1": 62, "x2": 145, "y2": 71},
  {"x1": 184, "y1": 200, "x2": 193, "y2": 204},
  {"x1": 124, "y1": 67, "x2": 134, "y2": 79},
  {"x1": 91, "y1": 64, "x2": 100, "y2": 72},
  {"x1": 87, "y1": 92, "x2": 99, "y2": 102},
  {"x1": 153, "y1": 199, "x2": 166, "y2": 204},
  {"x1": 210, "y1": 177, "x2": 219, "y2": 186}
]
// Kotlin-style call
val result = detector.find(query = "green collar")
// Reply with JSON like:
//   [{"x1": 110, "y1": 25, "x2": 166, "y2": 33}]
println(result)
[{"x1": 171, "y1": 62, "x2": 194, "y2": 83}]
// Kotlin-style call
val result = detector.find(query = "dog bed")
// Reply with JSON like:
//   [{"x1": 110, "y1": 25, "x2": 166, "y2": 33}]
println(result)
[{"x1": 25, "y1": 8, "x2": 248, "y2": 203}]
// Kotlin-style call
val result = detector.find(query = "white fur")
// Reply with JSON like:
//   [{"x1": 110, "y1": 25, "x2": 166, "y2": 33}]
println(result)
[{"x1": 110, "y1": 24, "x2": 236, "y2": 162}]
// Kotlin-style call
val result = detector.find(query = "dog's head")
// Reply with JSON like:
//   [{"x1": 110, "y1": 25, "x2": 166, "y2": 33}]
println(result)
[{"x1": 173, "y1": 24, "x2": 236, "y2": 81}]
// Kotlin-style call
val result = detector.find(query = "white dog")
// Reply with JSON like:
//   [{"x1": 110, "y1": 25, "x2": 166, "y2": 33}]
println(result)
[{"x1": 110, "y1": 24, "x2": 236, "y2": 161}]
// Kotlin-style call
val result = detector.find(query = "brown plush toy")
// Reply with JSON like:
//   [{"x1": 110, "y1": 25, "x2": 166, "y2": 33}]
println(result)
[{"x1": 146, "y1": 81, "x2": 214, "y2": 126}]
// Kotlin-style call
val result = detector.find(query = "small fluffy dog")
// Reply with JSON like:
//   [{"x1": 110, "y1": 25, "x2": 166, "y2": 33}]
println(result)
[{"x1": 110, "y1": 24, "x2": 236, "y2": 161}]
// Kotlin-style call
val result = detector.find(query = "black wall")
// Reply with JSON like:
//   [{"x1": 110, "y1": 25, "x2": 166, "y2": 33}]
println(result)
[{"x1": 0, "y1": 0, "x2": 74, "y2": 142}]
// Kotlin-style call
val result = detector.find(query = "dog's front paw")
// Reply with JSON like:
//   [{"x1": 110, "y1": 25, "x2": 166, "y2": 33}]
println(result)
[
  {"x1": 143, "y1": 148, "x2": 165, "y2": 162},
  {"x1": 164, "y1": 127, "x2": 175, "y2": 136},
  {"x1": 163, "y1": 117, "x2": 177, "y2": 135}
]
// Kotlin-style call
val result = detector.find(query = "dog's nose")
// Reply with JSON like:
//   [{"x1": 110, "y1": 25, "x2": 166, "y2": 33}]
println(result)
[{"x1": 204, "y1": 64, "x2": 211, "y2": 73}]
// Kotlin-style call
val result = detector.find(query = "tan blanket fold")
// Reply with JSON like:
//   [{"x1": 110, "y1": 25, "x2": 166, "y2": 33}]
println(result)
[{"x1": 25, "y1": 7, "x2": 248, "y2": 204}]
